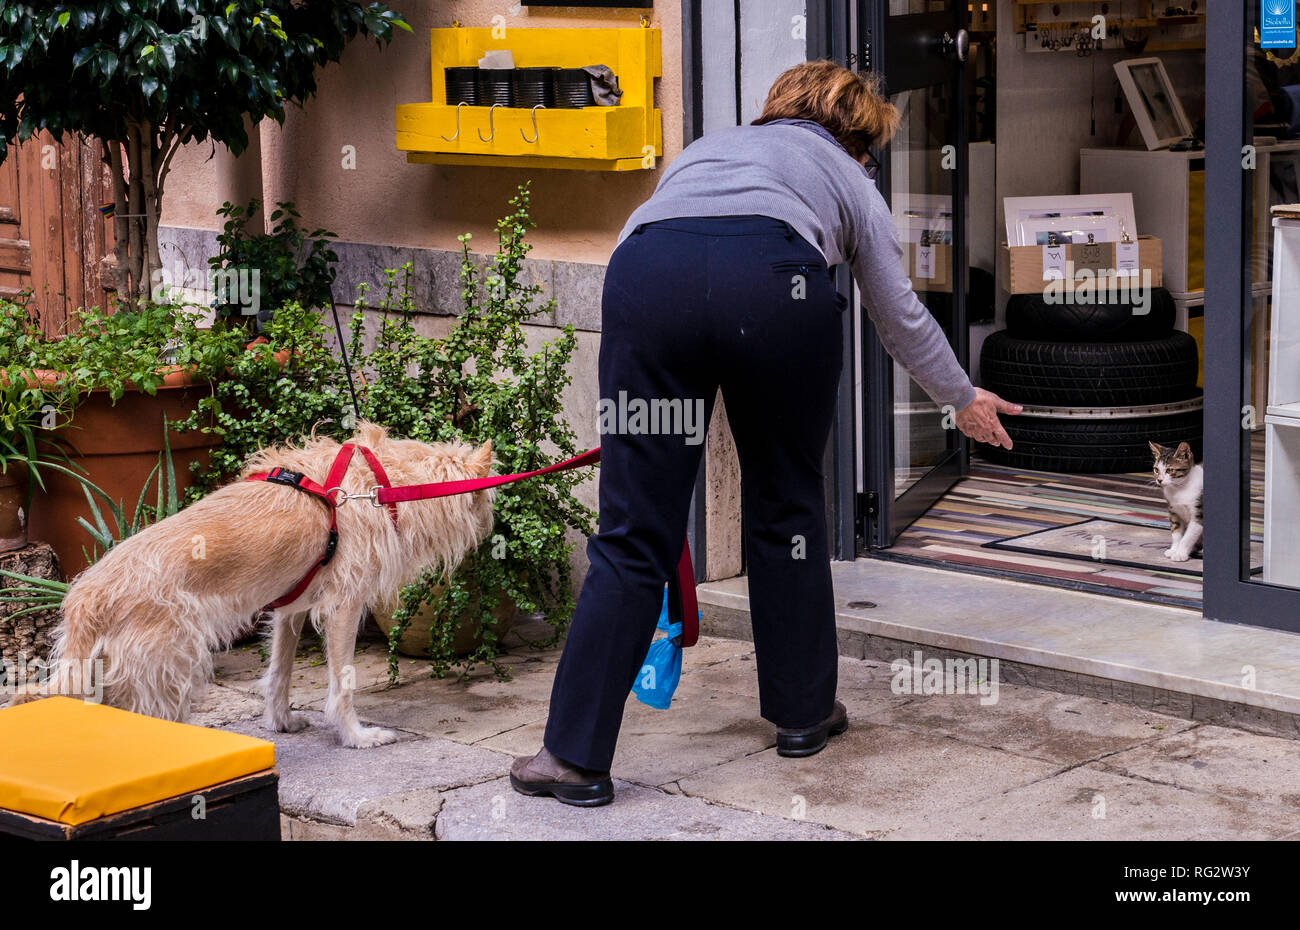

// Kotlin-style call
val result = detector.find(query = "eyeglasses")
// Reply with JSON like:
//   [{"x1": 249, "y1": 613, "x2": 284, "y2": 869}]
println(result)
[{"x1": 862, "y1": 150, "x2": 880, "y2": 181}]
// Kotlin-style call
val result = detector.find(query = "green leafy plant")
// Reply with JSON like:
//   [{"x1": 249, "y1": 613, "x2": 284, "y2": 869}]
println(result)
[
  {"x1": 179, "y1": 300, "x2": 353, "y2": 500},
  {"x1": 0, "y1": 1, "x2": 409, "y2": 306},
  {"x1": 23, "y1": 302, "x2": 244, "y2": 403},
  {"x1": 348, "y1": 184, "x2": 595, "y2": 680},
  {"x1": 164, "y1": 185, "x2": 594, "y2": 679},
  {"x1": 0, "y1": 374, "x2": 75, "y2": 505},
  {"x1": 210, "y1": 199, "x2": 339, "y2": 327}
]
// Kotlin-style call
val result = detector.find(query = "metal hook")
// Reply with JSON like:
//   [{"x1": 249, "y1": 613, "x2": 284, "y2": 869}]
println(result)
[
  {"x1": 478, "y1": 103, "x2": 502, "y2": 142},
  {"x1": 441, "y1": 101, "x2": 468, "y2": 142},
  {"x1": 520, "y1": 104, "x2": 545, "y2": 143}
]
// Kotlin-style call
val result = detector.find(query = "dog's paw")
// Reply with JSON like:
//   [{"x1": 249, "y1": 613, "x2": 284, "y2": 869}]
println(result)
[
  {"x1": 1164, "y1": 548, "x2": 1190, "y2": 562},
  {"x1": 265, "y1": 711, "x2": 310, "y2": 733},
  {"x1": 341, "y1": 725, "x2": 399, "y2": 749}
]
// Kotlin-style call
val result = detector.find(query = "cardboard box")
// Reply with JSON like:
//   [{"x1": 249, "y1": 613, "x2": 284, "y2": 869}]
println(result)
[
  {"x1": 999, "y1": 235, "x2": 1163, "y2": 295},
  {"x1": 905, "y1": 241, "x2": 953, "y2": 293}
]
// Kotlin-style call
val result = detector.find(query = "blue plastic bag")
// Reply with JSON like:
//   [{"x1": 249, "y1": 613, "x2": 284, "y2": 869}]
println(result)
[{"x1": 632, "y1": 588, "x2": 687, "y2": 710}]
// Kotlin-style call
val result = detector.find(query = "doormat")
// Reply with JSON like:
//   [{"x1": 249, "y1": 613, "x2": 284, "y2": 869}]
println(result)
[{"x1": 984, "y1": 518, "x2": 1263, "y2": 578}]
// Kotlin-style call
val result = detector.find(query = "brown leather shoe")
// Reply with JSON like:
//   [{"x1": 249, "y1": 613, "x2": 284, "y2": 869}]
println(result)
[
  {"x1": 776, "y1": 700, "x2": 848, "y2": 757},
  {"x1": 509, "y1": 747, "x2": 614, "y2": 807}
]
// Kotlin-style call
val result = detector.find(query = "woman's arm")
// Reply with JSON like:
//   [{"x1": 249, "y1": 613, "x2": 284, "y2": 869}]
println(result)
[{"x1": 849, "y1": 183, "x2": 1018, "y2": 448}]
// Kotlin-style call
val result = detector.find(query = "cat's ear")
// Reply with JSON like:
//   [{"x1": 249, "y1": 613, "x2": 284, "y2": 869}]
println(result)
[
  {"x1": 1174, "y1": 441, "x2": 1193, "y2": 460},
  {"x1": 1149, "y1": 441, "x2": 1166, "y2": 458}
]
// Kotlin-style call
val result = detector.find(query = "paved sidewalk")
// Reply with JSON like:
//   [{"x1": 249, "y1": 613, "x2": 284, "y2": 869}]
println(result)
[{"x1": 200, "y1": 626, "x2": 1300, "y2": 841}]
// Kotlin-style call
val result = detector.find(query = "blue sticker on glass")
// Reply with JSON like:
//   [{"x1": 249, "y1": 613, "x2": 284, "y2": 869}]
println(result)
[{"x1": 1263, "y1": 0, "x2": 1297, "y2": 49}]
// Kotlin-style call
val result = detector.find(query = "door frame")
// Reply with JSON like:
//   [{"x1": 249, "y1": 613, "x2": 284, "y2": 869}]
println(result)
[
  {"x1": 1203, "y1": 2, "x2": 1300, "y2": 633},
  {"x1": 798, "y1": 0, "x2": 1300, "y2": 631},
  {"x1": 813, "y1": 1, "x2": 971, "y2": 552},
  {"x1": 807, "y1": 0, "x2": 860, "y2": 560}
]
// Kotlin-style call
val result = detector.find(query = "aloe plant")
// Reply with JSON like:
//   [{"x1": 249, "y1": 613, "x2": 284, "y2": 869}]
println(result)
[
  {"x1": 0, "y1": 570, "x2": 67, "y2": 622},
  {"x1": 0, "y1": 418, "x2": 184, "y2": 620}
]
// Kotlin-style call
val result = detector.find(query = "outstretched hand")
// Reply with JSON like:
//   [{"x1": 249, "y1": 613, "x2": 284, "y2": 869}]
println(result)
[{"x1": 955, "y1": 388, "x2": 1022, "y2": 450}]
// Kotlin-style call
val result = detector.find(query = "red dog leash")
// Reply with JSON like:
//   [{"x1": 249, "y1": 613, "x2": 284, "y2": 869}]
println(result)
[{"x1": 246, "y1": 445, "x2": 700, "y2": 646}]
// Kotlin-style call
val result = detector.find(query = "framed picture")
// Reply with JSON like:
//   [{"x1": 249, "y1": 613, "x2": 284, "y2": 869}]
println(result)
[
  {"x1": 1003, "y1": 193, "x2": 1137, "y2": 247},
  {"x1": 1016, "y1": 214, "x2": 1123, "y2": 247},
  {"x1": 1114, "y1": 57, "x2": 1194, "y2": 151}
]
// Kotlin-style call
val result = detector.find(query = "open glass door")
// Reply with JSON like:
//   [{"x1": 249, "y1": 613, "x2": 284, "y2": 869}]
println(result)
[{"x1": 858, "y1": 1, "x2": 971, "y2": 548}]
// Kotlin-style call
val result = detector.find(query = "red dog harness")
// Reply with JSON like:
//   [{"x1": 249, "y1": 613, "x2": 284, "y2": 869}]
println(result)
[
  {"x1": 246, "y1": 443, "x2": 397, "y2": 610},
  {"x1": 246, "y1": 445, "x2": 699, "y2": 646}
]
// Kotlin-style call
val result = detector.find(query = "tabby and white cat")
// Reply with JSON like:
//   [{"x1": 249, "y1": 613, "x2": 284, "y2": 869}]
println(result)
[{"x1": 1149, "y1": 441, "x2": 1204, "y2": 562}]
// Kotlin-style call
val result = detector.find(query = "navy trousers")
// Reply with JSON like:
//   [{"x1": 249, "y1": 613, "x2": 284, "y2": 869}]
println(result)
[{"x1": 544, "y1": 215, "x2": 845, "y2": 772}]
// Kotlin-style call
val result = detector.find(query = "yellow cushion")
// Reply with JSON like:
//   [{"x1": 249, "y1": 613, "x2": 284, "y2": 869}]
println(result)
[{"x1": 0, "y1": 697, "x2": 275, "y2": 825}]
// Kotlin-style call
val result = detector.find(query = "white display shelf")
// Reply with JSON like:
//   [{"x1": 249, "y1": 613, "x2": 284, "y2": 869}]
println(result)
[
  {"x1": 1264, "y1": 217, "x2": 1300, "y2": 586},
  {"x1": 1267, "y1": 404, "x2": 1300, "y2": 423},
  {"x1": 1270, "y1": 217, "x2": 1300, "y2": 411}
]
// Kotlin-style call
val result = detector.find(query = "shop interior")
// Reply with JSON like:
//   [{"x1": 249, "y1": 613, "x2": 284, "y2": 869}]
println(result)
[{"x1": 868, "y1": 0, "x2": 1284, "y2": 610}]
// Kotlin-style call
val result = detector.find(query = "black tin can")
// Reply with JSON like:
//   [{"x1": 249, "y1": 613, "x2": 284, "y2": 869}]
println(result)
[
  {"x1": 552, "y1": 67, "x2": 595, "y2": 108},
  {"x1": 444, "y1": 66, "x2": 480, "y2": 105}
]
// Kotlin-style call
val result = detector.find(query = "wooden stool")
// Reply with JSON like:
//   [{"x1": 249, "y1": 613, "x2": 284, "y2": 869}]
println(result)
[{"x1": 0, "y1": 697, "x2": 278, "y2": 840}]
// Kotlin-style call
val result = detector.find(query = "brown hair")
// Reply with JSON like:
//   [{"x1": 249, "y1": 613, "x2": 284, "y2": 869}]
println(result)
[{"x1": 751, "y1": 60, "x2": 900, "y2": 159}]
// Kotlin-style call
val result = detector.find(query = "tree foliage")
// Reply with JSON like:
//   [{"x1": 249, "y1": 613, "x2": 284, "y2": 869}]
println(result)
[{"x1": 0, "y1": 1, "x2": 408, "y2": 305}]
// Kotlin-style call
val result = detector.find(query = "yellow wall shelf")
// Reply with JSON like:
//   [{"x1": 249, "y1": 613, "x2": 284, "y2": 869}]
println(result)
[{"x1": 396, "y1": 26, "x2": 662, "y2": 172}]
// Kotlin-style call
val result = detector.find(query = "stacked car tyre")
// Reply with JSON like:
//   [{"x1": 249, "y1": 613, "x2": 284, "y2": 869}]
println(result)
[{"x1": 979, "y1": 287, "x2": 1203, "y2": 473}]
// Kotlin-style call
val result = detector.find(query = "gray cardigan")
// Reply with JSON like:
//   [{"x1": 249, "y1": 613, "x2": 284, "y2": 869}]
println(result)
[{"x1": 618, "y1": 120, "x2": 977, "y2": 411}]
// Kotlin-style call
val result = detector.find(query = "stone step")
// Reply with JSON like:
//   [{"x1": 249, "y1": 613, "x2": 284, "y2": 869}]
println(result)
[{"x1": 697, "y1": 558, "x2": 1300, "y2": 742}]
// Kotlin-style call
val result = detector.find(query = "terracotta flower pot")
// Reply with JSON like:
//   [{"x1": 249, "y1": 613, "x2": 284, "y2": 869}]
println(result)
[
  {"x1": 0, "y1": 463, "x2": 29, "y2": 553},
  {"x1": 26, "y1": 383, "x2": 219, "y2": 578},
  {"x1": 371, "y1": 585, "x2": 517, "y2": 658},
  {"x1": 243, "y1": 337, "x2": 292, "y2": 368},
  {"x1": 20, "y1": 335, "x2": 291, "y2": 576}
]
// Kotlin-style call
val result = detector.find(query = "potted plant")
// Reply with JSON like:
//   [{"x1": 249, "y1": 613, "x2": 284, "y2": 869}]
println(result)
[
  {"x1": 0, "y1": 303, "x2": 77, "y2": 554},
  {"x1": 352, "y1": 185, "x2": 596, "y2": 679},
  {"x1": 5, "y1": 299, "x2": 241, "y2": 574},
  {"x1": 3, "y1": 190, "x2": 344, "y2": 572}
]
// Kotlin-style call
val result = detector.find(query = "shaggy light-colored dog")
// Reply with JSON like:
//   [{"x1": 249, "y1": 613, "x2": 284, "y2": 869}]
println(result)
[{"x1": 26, "y1": 422, "x2": 494, "y2": 748}]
